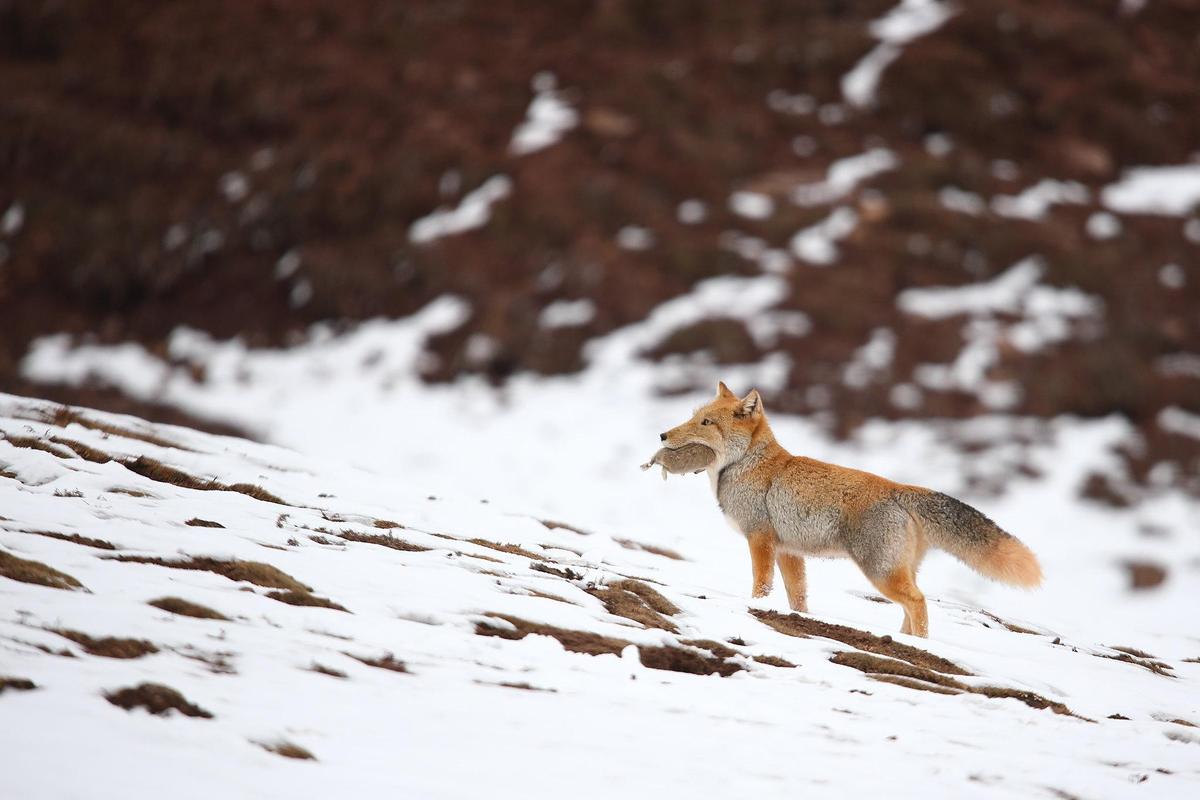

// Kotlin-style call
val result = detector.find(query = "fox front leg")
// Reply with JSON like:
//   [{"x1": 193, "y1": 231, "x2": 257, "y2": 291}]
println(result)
[{"x1": 746, "y1": 530, "x2": 776, "y2": 599}]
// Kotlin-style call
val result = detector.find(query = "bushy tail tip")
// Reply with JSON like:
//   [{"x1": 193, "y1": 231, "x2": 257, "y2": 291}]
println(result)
[{"x1": 976, "y1": 536, "x2": 1043, "y2": 588}]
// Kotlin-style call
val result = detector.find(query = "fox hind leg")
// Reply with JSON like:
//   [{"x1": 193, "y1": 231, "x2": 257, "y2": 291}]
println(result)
[
  {"x1": 870, "y1": 568, "x2": 928, "y2": 638},
  {"x1": 776, "y1": 552, "x2": 808, "y2": 612}
]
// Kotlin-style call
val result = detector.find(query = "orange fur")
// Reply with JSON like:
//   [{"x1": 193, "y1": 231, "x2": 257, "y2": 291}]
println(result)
[{"x1": 974, "y1": 537, "x2": 1043, "y2": 588}]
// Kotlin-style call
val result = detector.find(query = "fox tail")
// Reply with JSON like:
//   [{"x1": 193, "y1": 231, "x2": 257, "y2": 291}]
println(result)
[{"x1": 899, "y1": 490, "x2": 1042, "y2": 588}]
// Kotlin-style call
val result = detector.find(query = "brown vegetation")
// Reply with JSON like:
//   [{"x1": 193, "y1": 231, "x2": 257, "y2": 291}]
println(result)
[
  {"x1": 53, "y1": 629, "x2": 159, "y2": 659},
  {"x1": 149, "y1": 596, "x2": 230, "y2": 620},
  {"x1": 751, "y1": 609, "x2": 967, "y2": 675},
  {"x1": 16, "y1": 529, "x2": 116, "y2": 550},
  {"x1": 106, "y1": 683, "x2": 212, "y2": 718},
  {"x1": 114, "y1": 555, "x2": 310, "y2": 591},
  {"x1": 0, "y1": 550, "x2": 84, "y2": 590}
]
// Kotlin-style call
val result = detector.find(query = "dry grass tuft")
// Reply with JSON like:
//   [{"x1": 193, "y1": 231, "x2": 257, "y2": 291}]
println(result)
[
  {"x1": 3, "y1": 435, "x2": 71, "y2": 457},
  {"x1": 267, "y1": 590, "x2": 349, "y2": 612},
  {"x1": 614, "y1": 538, "x2": 684, "y2": 560},
  {"x1": 54, "y1": 629, "x2": 158, "y2": 659},
  {"x1": 46, "y1": 406, "x2": 185, "y2": 450},
  {"x1": 120, "y1": 456, "x2": 286, "y2": 504},
  {"x1": 336, "y1": 530, "x2": 429, "y2": 552},
  {"x1": 467, "y1": 538, "x2": 547, "y2": 561},
  {"x1": 259, "y1": 740, "x2": 316, "y2": 760},
  {"x1": 639, "y1": 645, "x2": 743, "y2": 676},
  {"x1": 112, "y1": 556, "x2": 311, "y2": 592},
  {"x1": 149, "y1": 596, "x2": 230, "y2": 620},
  {"x1": 530, "y1": 562, "x2": 582, "y2": 580},
  {"x1": 185, "y1": 518, "x2": 225, "y2": 528},
  {"x1": 308, "y1": 662, "x2": 348, "y2": 678},
  {"x1": 587, "y1": 579, "x2": 680, "y2": 632},
  {"x1": 0, "y1": 550, "x2": 84, "y2": 590},
  {"x1": 49, "y1": 436, "x2": 112, "y2": 463},
  {"x1": 751, "y1": 609, "x2": 968, "y2": 675},
  {"x1": 17, "y1": 529, "x2": 116, "y2": 550},
  {"x1": 539, "y1": 519, "x2": 592, "y2": 536},
  {"x1": 0, "y1": 676, "x2": 37, "y2": 693},
  {"x1": 344, "y1": 652, "x2": 409, "y2": 673},
  {"x1": 105, "y1": 683, "x2": 212, "y2": 718},
  {"x1": 372, "y1": 519, "x2": 403, "y2": 529}
]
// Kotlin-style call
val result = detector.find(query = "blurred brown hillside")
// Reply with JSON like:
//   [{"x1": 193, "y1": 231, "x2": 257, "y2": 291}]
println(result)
[{"x1": 1, "y1": 0, "x2": 1198, "y2": 496}]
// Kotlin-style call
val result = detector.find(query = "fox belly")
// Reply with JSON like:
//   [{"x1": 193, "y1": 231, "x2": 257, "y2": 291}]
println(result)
[{"x1": 766, "y1": 486, "x2": 846, "y2": 556}]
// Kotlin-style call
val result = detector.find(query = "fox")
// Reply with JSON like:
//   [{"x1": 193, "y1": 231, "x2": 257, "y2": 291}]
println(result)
[{"x1": 658, "y1": 382, "x2": 1042, "y2": 638}]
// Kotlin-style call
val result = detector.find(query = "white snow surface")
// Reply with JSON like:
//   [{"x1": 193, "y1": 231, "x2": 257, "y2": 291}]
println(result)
[
  {"x1": 408, "y1": 176, "x2": 513, "y2": 244},
  {"x1": 5, "y1": 276, "x2": 1200, "y2": 798},
  {"x1": 1102, "y1": 164, "x2": 1200, "y2": 216},
  {"x1": 509, "y1": 73, "x2": 579, "y2": 156}
]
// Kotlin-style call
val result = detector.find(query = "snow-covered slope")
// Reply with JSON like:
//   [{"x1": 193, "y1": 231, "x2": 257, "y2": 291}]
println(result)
[{"x1": 2, "y1": 393, "x2": 1198, "y2": 799}]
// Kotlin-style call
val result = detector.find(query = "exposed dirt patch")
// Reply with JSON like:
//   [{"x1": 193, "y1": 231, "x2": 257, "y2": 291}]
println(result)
[
  {"x1": 681, "y1": 639, "x2": 737, "y2": 658},
  {"x1": 106, "y1": 683, "x2": 212, "y2": 718},
  {"x1": 476, "y1": 615, "x2": 628, "y2": 656},
  {"x1": 15, "y1": 529, "x2": 116, "y2": 550},
  {"x1": 639, "y1": 645, "x2": 743, "y2": 677},
  {"x1": 1123, "y1": 561, "x2": 1168, "y2": 590},
  {"x1": 753, "y1": 654, "x2": 797, "y2": 669},
  {"x1": 0, "y1": 677, "x2": 37, "y2": 693},
  {"x1": 112, "y1": 555, "x2": 310, "y2": 592},
  {"x1": 530, "y1": 562, "x2": 582, "y2": 580},
  {"x1": 1098, "y1": 648, "x2": 1175, "y2": 678},
  {"x1": 345, "y1": 652, "x2": 408, "y2": 674},
  {"x1": 308, "y1": 663, "x2": 348, "y2": 679},
  {"x1": 539, "y1": 520, "x2": 592, "y2": 536},
  {"x1": 979, "y1": 610, "x2": 1039, "y2": 635},
  {"x1": 336, "y1": 530, "x2": 430, "y2": 552},
  {"x1": 831, "y1": 651, "x2": 964, "y2": 690},
  {"x1": 259, "y1": 741, "x2": 315, "y2": 760},
  {"x1": 185, "y1": 518, "x2": 225, "y2": 528},
  {"x1": 751, "y1": 609, "x2": 968, "y2": 675},
  {"x1": 587, "y1": 583, "x2": 677, "y2": 632},
  {"x1": 148, "y1": 596, "x2": 230, "y2": 621},
  {"x1": 832, "y1": 651, "x2": 1081, "y2": 718},
  {"x1": 476, "y1": 614, "x2": 744, "y2": 677},
  {"x1": 54, "y1": 629, "x2": 158, "y2": 659},
  {"x1": 487, "y1": 681, "x2": 557, "y2": 693},
  {"x1": 614, "y1": 538, "x2": 684, "y2": 560},
  {"x1": 0, "y1": 549, "x2": 84, "y2": 590},
  {"x1": 268, "y1": 590, "x2": 349, "y2": 612},
  {"x1": 121, "y1": 456, "x2": 286, "y2": 505},
  {"x1": 872, "y1": 674, "x2": 962, "y2": 696}
]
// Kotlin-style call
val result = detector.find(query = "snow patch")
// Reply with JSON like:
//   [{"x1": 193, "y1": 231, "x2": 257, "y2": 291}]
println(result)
[
  {"x1": 510, "y1": 72, "x2": 579, "y2": 156},
  {"x1": 538, "y1": 299, "x2": 597, "y2": 329},
  {"x1": 1101, "y1": 164, "x2": 1200, "y2": 216},
  {"x1": 842, "y1": 1, "x2": 955, "y2": 108},
  {"x1": 991, "y1": 180, "x2": 1089, "y2": 220},
  {"x1": 791, "y1": 148, "x2": 898, "y2": 207},
  {"x1": 408, "y1": 176, "x2": 512, "y2": 244},
  {"x1": 789, "y1": 207, "x2": 859, "y2": 265}
]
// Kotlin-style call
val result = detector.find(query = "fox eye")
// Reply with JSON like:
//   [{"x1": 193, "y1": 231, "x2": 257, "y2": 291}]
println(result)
[{"x1": 701, "y1": 418, "x2": 713, "y2": 426}]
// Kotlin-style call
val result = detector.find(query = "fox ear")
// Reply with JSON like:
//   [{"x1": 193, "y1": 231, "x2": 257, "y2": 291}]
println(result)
[
  {"x1": 737, "y1": 389, "x2": 763, "y2": 418},
  {"x1": 717, "y1": 381, "x2": 736, "y2": 399}
]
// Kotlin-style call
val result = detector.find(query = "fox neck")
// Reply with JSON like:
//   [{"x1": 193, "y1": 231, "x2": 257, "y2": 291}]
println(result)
[{"x1": 708, "y1": 415, "x2": 783, "y2": 481}]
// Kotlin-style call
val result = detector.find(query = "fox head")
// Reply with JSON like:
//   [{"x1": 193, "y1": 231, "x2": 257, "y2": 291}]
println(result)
[{"x1": 660, "y1": 382, "x2": 767, "y2": 468}]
